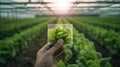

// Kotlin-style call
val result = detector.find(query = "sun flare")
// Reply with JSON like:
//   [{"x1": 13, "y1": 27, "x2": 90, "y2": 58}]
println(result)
[
  {"x1": 52, "y1": 0, "x2": 71, "y2": 15},
  {"x1": 44, "y1": 0, "x2": 72, "y2": 15}
]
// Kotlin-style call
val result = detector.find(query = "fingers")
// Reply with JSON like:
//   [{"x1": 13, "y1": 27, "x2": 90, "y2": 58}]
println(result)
[
  {"x1": 48, "y1": 39, "x2": 64, "y2": 55},
  {"x1": 54, "y1": 47, "x2": 64, "y2": 57},
  {"x1": 37, "y1": 43, "x2": 51, "y2": 55},
  {"x1": 56, "y1": 49, "x2": 66, "y2": 62}
]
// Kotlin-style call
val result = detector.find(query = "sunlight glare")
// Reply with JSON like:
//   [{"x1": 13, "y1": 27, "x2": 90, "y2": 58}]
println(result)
[{"x1": 52, "y1": 0, "x2": 72, "y2": 15}]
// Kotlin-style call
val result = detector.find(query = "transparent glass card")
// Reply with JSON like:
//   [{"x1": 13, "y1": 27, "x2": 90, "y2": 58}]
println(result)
[{"x1": 48, "y1": 24, "x2": 73, "y2": 44}]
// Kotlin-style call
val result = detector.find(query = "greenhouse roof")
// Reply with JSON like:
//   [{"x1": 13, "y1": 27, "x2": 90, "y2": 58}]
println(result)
[{"x1": 0, "y1": 0, "x2": 120, "y2": 16}]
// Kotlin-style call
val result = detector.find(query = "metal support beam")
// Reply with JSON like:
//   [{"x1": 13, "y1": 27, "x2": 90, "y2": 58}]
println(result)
[
  {"x1": 0, "y1": 2, "x2": 51, "y2": 5},
  {"x1": 73, "y1": 1, "x2": 120, "y2": 4}
]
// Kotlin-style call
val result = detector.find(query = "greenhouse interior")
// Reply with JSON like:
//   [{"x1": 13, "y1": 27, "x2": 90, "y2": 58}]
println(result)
[{"x1": 0, "y1": 0, "x2": 120, "y2": 67}]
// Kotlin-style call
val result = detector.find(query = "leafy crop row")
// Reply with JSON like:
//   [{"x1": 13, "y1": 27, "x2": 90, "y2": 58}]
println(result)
[
  {"x1": 0, "y1": 18, "x2": 56, "y2": 66},
  {"x1": 68, "y1": 18, "x2": 120, "y2": 57},
  {"x1": 0, "y1": 18, "x2": 50, "y2": 39},
  {"x1": 61, "y1": 29, "x2": 111, "y2": 67},
  {"x1": 71, "y1": 17, "x2": 120, "y2": 32},
  {"x1": 57, "y1": 18, "x2": 111, "y2": 67},
  {"x1": 70, "y1": 17, "x2": 120, "y2": 25}
]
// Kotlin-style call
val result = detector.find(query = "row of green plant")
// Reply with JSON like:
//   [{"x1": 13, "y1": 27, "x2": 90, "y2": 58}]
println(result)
[
  {"x1": 67, "y1": 18, "x2": 120, "y2": 57},
  {"x1": 0, "y1": 17, "x2": 48, "y2": 24},
  {"x1": 70, "y1": 17, "x2": 120, "y2": 32},
  {"x1": 0, "y1": 18, "x2": 31, "y2": 23},
  {"x1": 56, "y1": 18, "x2": 112, "y2": 67},
  {"x1": 0, "y1": 18, "x2": 50, "y2": 39},
  {"x1": 59, "y1": 29, "x2": 112, "y2": 67},
  {"x1": 70, "y1": 17, "x2": 120, "y2": 25},
  {"x1": 0, "y1": 18, "x2": 56, "y2": 66}
]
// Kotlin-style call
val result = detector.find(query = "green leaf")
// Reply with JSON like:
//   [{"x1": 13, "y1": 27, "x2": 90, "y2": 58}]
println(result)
[{"x1": 57, "y1": 60, "x2": 65, "y2": 67}]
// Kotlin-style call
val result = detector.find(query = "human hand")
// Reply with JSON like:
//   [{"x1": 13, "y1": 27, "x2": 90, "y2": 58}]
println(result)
[{"x1": 35, "y1": 39, "x2": 66, "y2": 67}]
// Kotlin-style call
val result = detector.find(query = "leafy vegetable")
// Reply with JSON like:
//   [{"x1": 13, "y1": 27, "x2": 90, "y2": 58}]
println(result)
[
  {"x1": 48, "y1": 25, "x2": 72, "y2": 44},
  {"x1": 57, "y1": 60, "x2": 65, "y2": 67}
]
